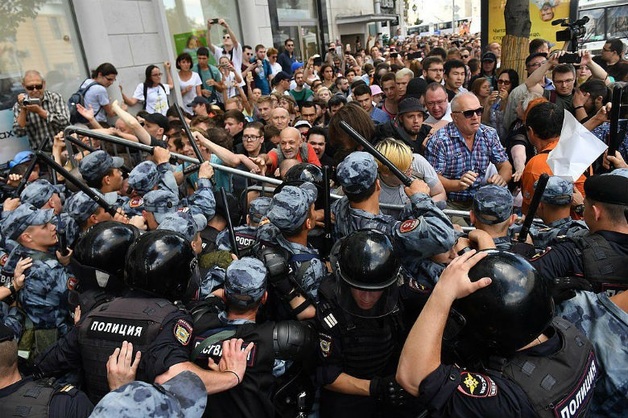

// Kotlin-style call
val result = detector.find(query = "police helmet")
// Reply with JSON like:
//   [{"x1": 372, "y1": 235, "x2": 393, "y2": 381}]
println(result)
[
  {"x1": 124, "y1": 230, "x2": 198, "y2": 302},
  {"x1": 331, "y1": 229, "x2": 401, "y2": 318},
  {"x1": 276, "y1": 163, "x2": 326, "y2": 209},
  {"x1": 73, "y1": 221, "x2": 140, "y2": 290},
  {"x1": 451, "y1": 250, "x2": 554, "y2": 360}
]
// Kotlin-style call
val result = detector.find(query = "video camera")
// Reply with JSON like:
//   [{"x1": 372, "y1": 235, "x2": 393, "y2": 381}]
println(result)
[{"x1": 552, "y1": 16, "x2": 589, "y2": 64}]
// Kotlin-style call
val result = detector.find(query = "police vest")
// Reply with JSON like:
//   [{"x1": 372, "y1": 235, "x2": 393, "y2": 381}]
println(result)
[
  {"x1": 78, "y1": 297, "x2": 178, "y2": 403},
  {"x1": 318, "y1": 280, "x2": 402, "y2": 379},
  {"x1": 572, "y1": 234, "x2": 628, "y2": 294},
  {"x1": 0, "y1": 379, "x2": 73, "y2": 418},
  {"x1": 192, "y1": 317, "x2": 277, "y2": 418},
  {"x1": 491, "y1": 318, "x2": 597, "y2": 418}
]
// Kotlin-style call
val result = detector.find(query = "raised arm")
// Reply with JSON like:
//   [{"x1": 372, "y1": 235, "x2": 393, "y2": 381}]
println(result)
[{"x1": 111, "y1": 100, "x2": 152, "y2": 145}]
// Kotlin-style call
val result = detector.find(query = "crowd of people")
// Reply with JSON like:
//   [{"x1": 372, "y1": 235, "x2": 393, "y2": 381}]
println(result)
[{"x1": 1, "y1": 16, "x2": 627, "y2": 418}]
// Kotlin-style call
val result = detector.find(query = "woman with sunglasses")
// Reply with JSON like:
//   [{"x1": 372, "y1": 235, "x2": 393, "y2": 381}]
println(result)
[
  {"x1": 266, "y1": 47, "x2": 283, "y2": 79},
  {"x1": 80, "y1": 62, "x2": 118, "y2": 123},
  {"x1": 484, "y1": 69, "x2": 519, "y2": 142},
  {"x1": 120, "y1": 63, "x2": 174, "y2": 115}
]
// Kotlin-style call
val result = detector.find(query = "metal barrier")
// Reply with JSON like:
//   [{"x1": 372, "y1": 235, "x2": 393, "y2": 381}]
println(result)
[{"x1": 61, "y1": 125, "x2": 475, "y2": 222}]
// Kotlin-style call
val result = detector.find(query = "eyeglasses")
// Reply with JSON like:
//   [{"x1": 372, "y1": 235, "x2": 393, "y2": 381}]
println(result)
[
  {"x1": 425, "y1": 99, "x2": 447, "y2": 107},
  {"x1": 25, "y1": 84, "x2": 43, "y2": 91},
  {"x1": 270, "y1": 55, "x2": 278, "y2": 59},
  {"x1": 602, "y1": 47, "x2": 612, "y2": 52},
  {"x1": 452, "y1": 107, "x2": 483, "y2": 118},
  {"x1": 497, "y1": 79, "x2": 511, "y2": 85},
  {"x1": 460, "y1": 54, "x2": 469, "y2": 58},
  {"x1": 286, "y1": 44, "x2": 294, "y2": 47},
  {"x1": 243, "y1": 135, "x2": 262, "y2": 141},
  {"x1": 428, "y1": 68, "x2": 444, "y2": 72}
]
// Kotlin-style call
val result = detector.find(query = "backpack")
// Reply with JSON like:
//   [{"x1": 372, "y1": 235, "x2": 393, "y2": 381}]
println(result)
[
  {"x1": 67, "y1": 80, "x2": 100, "y2": 124},
  {"x1": 142, "y1": 82, "x2": 168, "y2": 110}
]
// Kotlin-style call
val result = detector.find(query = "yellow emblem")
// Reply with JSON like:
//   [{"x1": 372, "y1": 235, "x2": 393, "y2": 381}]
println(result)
[{"x1": 463, "y1": 373, "x2": 479, "y2": 394}]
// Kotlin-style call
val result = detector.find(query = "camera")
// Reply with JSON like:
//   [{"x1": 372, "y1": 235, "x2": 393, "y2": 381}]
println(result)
[
  {"x1": 22, "y1": 97, "x2": 41, "y2": 106},
  {"x1": 553, "y1": 16, "x2": 589, "y2": 64},
  {"x1": 210, "y1": 18, "x2": 219, "y2": 24},
  {"x1": 390, "y1": 52, "x2": 398, "y2": 58}
]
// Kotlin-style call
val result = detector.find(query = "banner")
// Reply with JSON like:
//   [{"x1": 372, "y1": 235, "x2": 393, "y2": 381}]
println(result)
[
  {"x1": 487, "y1": 0, "x2": 573, "y2": 47},
  {"x1": 0, "y1": 108, "x2": 30, "y2": 167}
]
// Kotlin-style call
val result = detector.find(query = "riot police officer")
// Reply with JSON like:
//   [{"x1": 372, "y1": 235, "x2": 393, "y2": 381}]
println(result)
[
  {"x1": 189, "y1": 257, "x2": 316, "y2": 418},
  {"x1": 397, "y1": 250, "x2": 598, "y2": 417},
  {"x1": 315, "y1": 229, "x2": 415, "y2": 418},
  {"x1": 34, "y1": 230, "x2": 252, "y2": 404}
]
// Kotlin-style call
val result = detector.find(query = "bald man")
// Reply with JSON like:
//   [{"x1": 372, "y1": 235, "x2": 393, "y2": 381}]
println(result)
[{"x1": 254, "y1": 127, "x2": 321, "y2": 175}]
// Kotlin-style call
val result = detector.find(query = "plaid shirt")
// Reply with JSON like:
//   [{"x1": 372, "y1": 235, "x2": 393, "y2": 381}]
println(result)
[
  {"x1": 425, "y1": 122, "x2": 508, "y2": 201},
  {"x1": 12, "y1": 90, "x2": 70, "y2": 150}
]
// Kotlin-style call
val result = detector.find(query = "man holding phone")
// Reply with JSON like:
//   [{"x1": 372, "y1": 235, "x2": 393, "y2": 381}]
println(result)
[{"x1": 12, "y1": 70, "x2": 70, "y2": 150}]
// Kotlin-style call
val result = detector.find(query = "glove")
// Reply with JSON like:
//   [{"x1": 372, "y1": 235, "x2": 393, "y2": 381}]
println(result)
[{"x1": 369, "y1": 375, "x2": 409, "y2": 407}]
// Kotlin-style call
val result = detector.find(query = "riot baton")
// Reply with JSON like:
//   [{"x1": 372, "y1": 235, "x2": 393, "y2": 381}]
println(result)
[
  {"x1": 339, "y1": 120, "x2": 413, "y2": 187},
  {"x1": 322, "y1": 165, "x2": 332, "y2": 260},
  {"x1": 172, "y1": 103, "x2": 205, "y2": 163},
  {"x1": 35, "y1": 151, "x2": 118, "y2": 217},
  {"x1": 64, "y1": 125, "x2": 199, "y2": 165},
  {"x1": 14, "y1": 137, "x2": 50, "y2": 196},
  {"x1": 57, "y1": 213, "x2": 69, "y2": 256},
  {"x1": 607, "y1": 85, "x2": 625, "y2": 163},
  {"x1": 220, "y1": 187, "x2": 240, "y2": 259},
  {"x1": 518, "y1": 173, "x2": 549, "y2": 244}
]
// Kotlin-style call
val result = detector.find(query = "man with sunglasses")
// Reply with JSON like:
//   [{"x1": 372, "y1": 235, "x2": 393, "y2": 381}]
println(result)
[
  {"x1": 207, "y1": 18, "x2": 243, "y2": 83},
  {"x1": 13, "y1": 70, "x2": 70, "y2": 150},
  {"x1": 425, "y1": 92, "x2": 512, "y2": 225},
  {"x1": 278, "y1": 38, "x2": 298, "y2": 76}
]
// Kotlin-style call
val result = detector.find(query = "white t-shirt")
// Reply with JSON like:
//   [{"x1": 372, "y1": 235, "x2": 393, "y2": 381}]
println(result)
[
  {"x1": 425, "y1": 103, "x2": 452, "y2": 124},
  {"x1": 270, "y1": 62, "x2": 283, "y2": 78},
  {"x1": 222, "y1": 72, "x2": 238, "y2": 99},
  {"x1": 132, "y1": 83, "x2": 170, "y2": 115},
  {"x1": 80, "y1": 79, "x2": 109, "y2": 122},
  {"x1": 212, "y1": 43, "x2": 244, "y2": 86},
  {"x1": 177, "y1": 72, "x2": 202, "y2": 108}
]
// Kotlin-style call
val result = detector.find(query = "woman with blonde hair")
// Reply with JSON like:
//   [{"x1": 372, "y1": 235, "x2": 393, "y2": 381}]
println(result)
[{"x1": 374, "y1": 138, "x2": 446, "y2": 216}]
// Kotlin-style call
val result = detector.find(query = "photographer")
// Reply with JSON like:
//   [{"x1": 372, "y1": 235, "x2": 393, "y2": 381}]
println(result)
[{"x1": 12, "y1": 70, "x2": 70, "y2": 150}]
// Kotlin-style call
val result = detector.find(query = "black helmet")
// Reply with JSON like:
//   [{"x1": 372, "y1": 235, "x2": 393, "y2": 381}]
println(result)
[
  {"x1": 124, "y1": 230, "x2": 198, "y2": 302},
  {"x1": 277, "y1": 163, "x2": 326, "y2": 209},
  {"x1": 331, "y1": 229, "x2": 400, "y2": 318},
  {"x1": 450, "y1": 250, "x2": 554, "y2": 360},
  {"x1": 73, "y1": 221, "x2": 140, "y2": 291}
]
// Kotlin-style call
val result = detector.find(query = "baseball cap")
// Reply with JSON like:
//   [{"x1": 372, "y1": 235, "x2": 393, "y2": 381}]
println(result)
[
  {"x1": 482, "y1": 52, "x2": 497, "y2": 62},
  {"x1": 186, "y1": 96, "x2": 209, "y2": 108},
  {"x1": 79, "y1": 150, "x2": 124, "y2": 184},
  {"x1": 8, "y1": 150, "x2": 35, "y2": 168},
  {"x1": 248, "y1": 197, "x2": 272, "y2": 224},
  {"x1": 143, "y1": 190, "x2": 179, "y2": 224},
  {"x1": 90, "y1": 371, "x2": 207, "y2": 418},
  {"x1": 397, "y1": 97, "x2": 427, "y2": 116},
  {"x1": 224, "y1": 257, "x2": 268, "y2": 308},
  {"x1": 525, "y1": 52, "x2": 548, "y2": 66},
  {"x1": 20, "y1": 179, "x2": 57, "y2": 208},
  {"x1": 267, "y1": 182, "x2": 317, "y2": 232},
  {"x1": 65, "y1": 189, "x2": 117, "y2": 224},
  {"x1": 472, "y1": 185, "x2": 513, "y2": 225},
  {"x1": 538, "y1": 176, "x2": 573, "y2": 206},
  {"x1": 143, "y1": 113, "x2": 170, "y2": 131},
  {"x1": 294, "y1": 120, "x2": 312, "y2": 130},
  {"x1": 128, "y1": 161, "x2": 159, "y2": 195},
  {"x1": 2, "y1": 204, "x2": 54, "y2": 241},
  {"x1": 272, "y1": 71, "x2": 291, "y2": 85},
  {"x1": 336, "y1": 151, "x2": 378, "y2": 195},
  {"x1": 291, "y1": 62, "x2": 304, "y2": 73}
]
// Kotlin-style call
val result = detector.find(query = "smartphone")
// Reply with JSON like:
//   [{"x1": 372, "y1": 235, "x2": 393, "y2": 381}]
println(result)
[
  {"x1": 210, "y1": 18, "x2": 219, "y2": 24},
  {"x1": 390, "y1": 52, "x2": 398, "y2": 58}
]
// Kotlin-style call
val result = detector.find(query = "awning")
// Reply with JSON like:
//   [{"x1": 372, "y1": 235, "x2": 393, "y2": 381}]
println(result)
[{"x1": 336, "y1": 14, "x2": 397, "y2": 25}]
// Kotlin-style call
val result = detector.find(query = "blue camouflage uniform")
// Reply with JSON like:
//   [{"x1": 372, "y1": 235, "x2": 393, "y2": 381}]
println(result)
[
  {"x1": 90, "y1": 370, "x2": 207, "y2": 418},
  {"x1": 472, "y1": 184, "x2": 515, "y2": 250},
  {"x1": 216, "y1": 196, "x2": 272, "y2": 253},
  {"x1": 557, "y1": 291, "x2": 628, "y2": 417},
  {"x1": 1, "y1": 205, "x2": 74, "y2": 337},
  {"x1": 64, "y1": 189, "x2": 117, "y2": 230},
  {"x1": 122, "y1": 160, "x2": 178, "y2": 216},
  {"x1": 20, "y1": 179, "x2": 79, "y2": 247},
  {"x1": 143, "y1": 180, "x2": 215, "y2": 228},
  {"x1": 255, "y1": 183, "x2": 326, "y2": 301},
  {"x1": 527, "y1": 176, "x2": 589, "y2": 251},
  {"x1": 78, "y1": 150, "x2": 127, "y2": 209},
  {"x1": 331, "y1": 152, "x2": 455, "y2": 266},
  {"x1": 157, "y1": 211, "x2": 207, "y2": 243}
]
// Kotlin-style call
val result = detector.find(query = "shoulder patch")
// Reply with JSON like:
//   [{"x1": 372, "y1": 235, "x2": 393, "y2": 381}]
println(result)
[
  {"x1": 177, "y1": 206, "x2": 190, "y2": 213},
  {"x1": 319, "y1": 333, "x2": 333, "y2": 358},
  {"x1": 457, "y1": 371, "x2": 498, "y2": 398},
  {"x1": 399, "y1": 219, "x2": 420, "y2": 233},
  {"x1": 174, "y1": 319, "x2": 193, "y2": 346},
  {"x1": 67, "y1": 275, "x2": 78, "y2": 291},
  {"x1": 258, "y1": 217, "x2": 270, "y2": 226},
  {"x1": 0, "y1": 253, "x2": 8, "y2": 267},
  {"x1": 129, "y1": 197, "x2": 143, "y2": 208}
]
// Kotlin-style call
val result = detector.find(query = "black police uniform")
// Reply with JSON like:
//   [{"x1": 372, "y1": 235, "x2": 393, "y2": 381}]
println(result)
[
  {"x1": 34, "y1": 293, "x2": 194, "y2": 404},
  {"x1": 315, "y1": 278, "x2": 410, "y2": 418},
  {"x1": 191, "y1": 297, "x2": 314, "y2": 418},
  {"x1": 0, "y1": 377, "x2": 93, "y2": 418},
  {"x1": 531, "y1": 230, "x2": 628, "y2": 294},
  {"x1": 418, "y1": 318, "x2": 597, "y2": 418}
]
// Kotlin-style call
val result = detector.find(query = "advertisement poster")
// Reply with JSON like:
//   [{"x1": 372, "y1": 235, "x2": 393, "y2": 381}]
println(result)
[
  {"x1": 173, "y1": 30, "x2": 216, "y2": 66},
  {"x1": 0, "y1": 108, "x2": 31, "y2": 166},
  {"x1": 487, "y1": 0, "x2": 573, "y2": 48}
]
